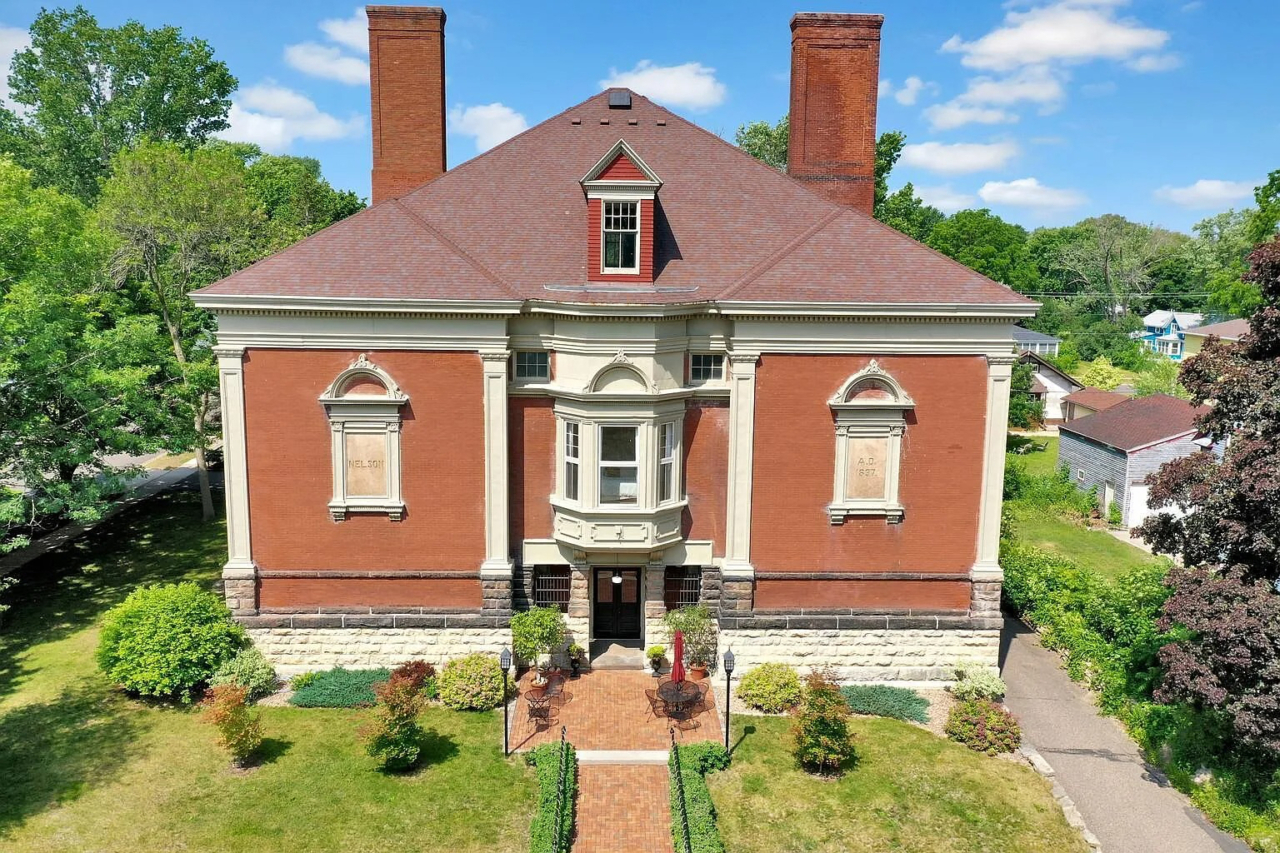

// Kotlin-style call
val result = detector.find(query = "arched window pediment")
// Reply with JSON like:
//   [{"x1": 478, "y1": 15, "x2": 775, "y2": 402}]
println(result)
[
  {"x1": 321, "y1": 353, "x2": 408, "y2": 404},
  {"x1": 829, "y1": 360, "x2": 914, "y2": 411},
  {"x1": 319, "y1": 354, "x2": 406, "y2": 522},
  {"x1": 584, "y1": 352, "x2": 654, "y2": 394},
  {"x1": 828, "y1": 360, "x2": 910, "y2": 525}
]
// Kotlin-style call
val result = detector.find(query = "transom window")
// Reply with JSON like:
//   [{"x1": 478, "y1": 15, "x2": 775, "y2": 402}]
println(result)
[
  {"x1": 514, "y1": 351, "x2": 550, "y2": 380},
  {"x1": 602, "y1": 201, "x2": 639, "y2": 272},
  {"x1": 564, "y1": 422, "x2": 580, "y2": 502},
  {"x1": 689, "y1": 354, "x2": 724, "y2": 385},
  {"x1": 599, "y1": 425, "x2": 638, "y2": 504}
]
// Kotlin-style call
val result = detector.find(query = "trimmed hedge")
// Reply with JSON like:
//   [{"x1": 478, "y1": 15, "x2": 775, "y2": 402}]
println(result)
[
  {"x1": 288, "y1": 667, "x2": 391, "y2": 708},
  {"x1": 669, "y1": 741, "x2": 730, "y2": 853},
  {"x1": 841, "y1": 684, "x2": 930, "y2": 724},
  {"x1": 527, "y1": 740, "x2": 577, "y2": 853},
  {"x1": 737, "y1": 663, "x2": 801, "y2": 713},
  {"x1": 438, "y1": 653, "x2": 505, "y2": 710}
]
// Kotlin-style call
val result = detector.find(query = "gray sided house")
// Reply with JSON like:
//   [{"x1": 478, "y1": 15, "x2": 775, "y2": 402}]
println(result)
[{"x1": 1057, "y1": 394, "x2": 1207, "y2": 528}]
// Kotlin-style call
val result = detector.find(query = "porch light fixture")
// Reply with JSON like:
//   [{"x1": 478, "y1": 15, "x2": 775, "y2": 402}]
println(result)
[{"x1": 611, "y1": 569, "x2": 622, "y2": 584}]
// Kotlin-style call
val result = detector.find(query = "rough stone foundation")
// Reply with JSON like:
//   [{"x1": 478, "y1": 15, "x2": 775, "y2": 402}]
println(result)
[
  {"x1": 720, "y1": 627, "x2": 1000, "y2": 683},
  {"x1": 248, "y1": 626, "x2": 508, "y2": 675}
]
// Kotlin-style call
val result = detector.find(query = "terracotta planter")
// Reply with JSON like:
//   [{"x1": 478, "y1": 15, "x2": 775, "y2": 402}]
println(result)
[{"x1": 689, "y1": 664, "x2": 709, "y2": 681}]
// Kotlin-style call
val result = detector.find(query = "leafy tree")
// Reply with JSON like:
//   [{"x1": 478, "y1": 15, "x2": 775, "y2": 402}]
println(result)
[
  {"x1": 0, "y1": 157, "x2": 165, "y2": 550},
  {"x1": 1055, "y1": 215, "x2": 1180, "y2": 317},
  {"x1": 96, "y1": 141, "x2": 270, "y2": 521},
  {"x1": 872, "y1": 130, "x2": 905, "y2": 216},
  {"x1": 1, "y1": 6, "x2": 235, "y2": 201},
  {"x1": 1246, "y1": 169, "x2": 1280, "y2": 244},
  {"x1": 877, "y1": 182, "x2": 944, "y2": 243},
  {"x1": 1027, "y1": 225, "x2": 1089, "y2": 294},
  {"x1": 1008, "y1": 361, "x2": 1044, "y2": 428},
  {"x1": 1132, "y1": 358, "x2": 1188, "y2": 399},
  {"x1": 925, "y1": 209, "x2": 1039, "y2": 292},
  {"x1": 1183, "y1": 209, "x2": 1264, "y2": 317},
  {"x1": 1140, "y1": 241, "x2": 1280, "y2": 763},
  {"x1": 1073, "y1": 317, "x2": 1146, "y2": 369},
  {"x1": 1076, "y1": 356, "x2": 1125, "y2": 390}
]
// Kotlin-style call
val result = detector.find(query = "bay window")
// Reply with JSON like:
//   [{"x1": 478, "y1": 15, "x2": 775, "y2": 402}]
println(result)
[
  {"x1": 658, "y1": 421, "x2": 677, "y2": 503},
  {"x1": 599, "y1": 425, "x2": 638, "y2": 504},
  {"x1": 564, "y1": 421, "x2": 580, "y2": 501}
]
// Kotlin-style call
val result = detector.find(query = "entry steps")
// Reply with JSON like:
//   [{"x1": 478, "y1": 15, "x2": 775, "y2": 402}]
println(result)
[{"x1": 588, "y1": 639, "x2": 646, "y2": 670}]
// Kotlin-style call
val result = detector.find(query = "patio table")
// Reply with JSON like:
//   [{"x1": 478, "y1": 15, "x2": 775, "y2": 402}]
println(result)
[{"x1": 657, "y1": 679, "x2": 702, "y2": 720}]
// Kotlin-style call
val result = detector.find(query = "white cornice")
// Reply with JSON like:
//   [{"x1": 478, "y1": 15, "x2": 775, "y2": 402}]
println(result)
[
  {"x1": 191, "y1": 293, "x2": 523, "y2": 316},
  {"x1": 714, "y1": 301, "x2": 1039, "y2": 320}
]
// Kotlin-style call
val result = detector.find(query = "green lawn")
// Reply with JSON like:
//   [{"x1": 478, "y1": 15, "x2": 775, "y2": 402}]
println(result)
[
  {"x1": 0, "y1": 490, "x2": 535, "y2": 853},
  {"x1": 710, "y1": 715, "x2": 1088, "y2": 853},
  {"x1": 1009, "y1": 438, "x2": 1060, "y2": 478},
  {"x1": 1010, "y1": 511, "x2": 1165, "y2": 580}
]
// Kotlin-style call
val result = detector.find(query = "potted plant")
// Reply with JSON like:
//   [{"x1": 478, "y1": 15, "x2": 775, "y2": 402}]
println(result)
[
  {"x1": 662, "y1": 604, "x2": 717, "y2": 680},
  {"x1": 646, "y1": 645, "x2": 665, "y2": 676},
  {"x1": 510, "y1": 606, "x2": 567, "y2": 696},
  {"x1": 567, "y1": 643, "x2": 586, "y2": 678}
]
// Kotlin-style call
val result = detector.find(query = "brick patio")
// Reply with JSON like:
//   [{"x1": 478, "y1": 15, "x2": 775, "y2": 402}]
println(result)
[
  {"x1": 574, "y1": 764, "x2": 674, "y2": 853},
  {"x1": 509, "y1": 669, "x2": 721, "y2": 752}
]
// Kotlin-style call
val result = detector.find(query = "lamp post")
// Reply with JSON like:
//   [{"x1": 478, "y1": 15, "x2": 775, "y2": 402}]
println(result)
[
  {"x1": 500, "y1": 647, "x2": 513, "y2": 756},
  {"x1": 722, "y1": 648, "x2": 735, "y2": 751}
]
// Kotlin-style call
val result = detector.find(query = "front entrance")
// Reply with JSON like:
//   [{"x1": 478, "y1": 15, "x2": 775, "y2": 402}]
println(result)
[{"x1": 593, "y1": 568, "x2": 642, "y2": 639}]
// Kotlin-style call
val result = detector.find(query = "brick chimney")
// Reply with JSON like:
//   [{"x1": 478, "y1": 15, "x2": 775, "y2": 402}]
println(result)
[
  {"x1": 368, "y1": 6, "x2": 447, "y2": 204},
  {"x1": 787, "y1": 12, "x2": 884, "y2": 214}
]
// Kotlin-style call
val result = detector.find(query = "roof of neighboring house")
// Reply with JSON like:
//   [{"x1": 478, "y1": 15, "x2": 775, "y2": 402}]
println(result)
[
  {"x1": 1012, "y1": 327, "x2": 1060, "y2": 343},
  {"x1": 1059, "y1": 394, "x2": 1205, "y2": 453},
  {"x1": 1184, "y1": 318, "x2": 1250, "y2": 341},
  {"x1": 1142, "y1": 309, "x2": 1202, "y2": 330},
  {"x1": 1062, "y1": 387, "x2": 1130, "y2": 412},
  {"x1": 194, "y1": 91, "x2": 1036, "y2": 308},
  {"x1": 1018, "y1": 351, "x2": 1082, "y2": 390}
]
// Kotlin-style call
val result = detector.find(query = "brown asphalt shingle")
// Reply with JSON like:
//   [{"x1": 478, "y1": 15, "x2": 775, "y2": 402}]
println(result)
[
  {"x1": 1062, "y1": 387, "x2": 1130, "y2": 412},
  {"x1": 1060, "y1": 394, "x2": 1205, "y2": 452},
  {"x1": 196, "y1": 91, "x2": 1036, "y2": 308}
]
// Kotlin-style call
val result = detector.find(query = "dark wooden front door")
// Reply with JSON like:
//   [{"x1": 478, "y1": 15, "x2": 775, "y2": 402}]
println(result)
[{"x1": 594, "y1": 568, "x2": 641, "y2": 639}]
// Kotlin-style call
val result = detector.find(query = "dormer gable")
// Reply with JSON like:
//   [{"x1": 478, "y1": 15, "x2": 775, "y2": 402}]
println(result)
[{"x1": 582, "y1": 139, "x2": 662, "y2": 283}]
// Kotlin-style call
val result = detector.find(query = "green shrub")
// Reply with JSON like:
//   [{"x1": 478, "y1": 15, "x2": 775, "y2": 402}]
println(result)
[
  {"x1": 360, "y1": 673, "x2": 426, "y2": 771},
  {"x1": 945, "y1": 698, "x2": 1021, "y2": 755},
  {"x1": 1107, "y1": 500, "x2": 1124, "y2": 527},
  {"x1": 201, "y1": 684, "x2": 263, "y2": 766},
  {"x1": 510, "y1": 606, "x2": 567, "y2": 667},
  {"x1": 288, "y1": 667, "x2": 391, "y2": 708},
  {"x1": 950, "y1": 661, "x2": 1007, "y2": 701},
  {"x1": 670, "y1": 740, "x2": 730, "y2": 853},
  {"x1": 662, "y1": 604, "x2": 718, "y2": 669},
  {"x1": 737, "y1": 663, "x2": 802, "y2": 713},
  {"x1": 210, "y1": 646, "x2": 278, "y2": 701},
  {"x1": 791, "y1": 669, "x2": 857, "y2": 774},
  {"x1": 841, "y1": 684, "x2": 930, "y2": 723},
  {"x1": 290, "y1": 671, "x2": 318, "y2": 690},
  {"x1": 527, "y1": 740, "x2": 577, "y2": 853},
  {"x1": 97, "y1": 582, "x2": 245, "y2": 701},
  {"x1": 437, "y1": 653, "x2": 504, "y2": 710}
]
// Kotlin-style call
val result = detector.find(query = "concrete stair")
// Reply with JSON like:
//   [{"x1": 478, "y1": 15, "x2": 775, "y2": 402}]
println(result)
[{"x1": 589, "y1": 639, "x2": 646, "y2": 670}]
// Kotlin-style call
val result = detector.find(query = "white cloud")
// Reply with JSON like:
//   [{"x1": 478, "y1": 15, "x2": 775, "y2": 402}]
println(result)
[
  {"x1": 599, "y1": 61, "x2": 726, "y2": 111},
  {"x1": 1154, "y1": 179, "x2": 1257, "y2": 209},
  {"x1": 1126, "y1": 53, "x2": 1181, "y2": 72},
  {"x1": 319, "y1": 8, "x2": 368, "y2": 54},
  {"x1": 894, "y1": 76, "x2": 936, "y2": 106},
  {"x1": 218, "y1": 82, "x2": 364, "y2": 153},
  {"x1": 979, "y1": 177, "x2": 1086, "y2": 210},
  {"x1": 448, "y1": 102, "x2": 528, "y2": 152},
  {"x1": 0, "y1": 24, "x2": 31, "y2": 110},
  {"x1": 284, "y1": 43, "x2": 369, "y2": 85},
  {"x1": 915, "y1": 184, "x2": 978, "y2": 213},
  {"x1": 1081, "y1": 81, "x2": 1118, "y2": 96},
  {"x1": 923, "y1": 102, "x2": 1019, "y2": 131},
  {"x1": 941, "y1": 2, "x2": 1170, "y2": 71},
  {"x1": 959, "y1": 65, "x2": 1065, "y2": 108},
  {"x1": 900, "y1": 140, "x2": 1020, "y2": 175},
  {"x1": 878, "y1": 78, "x2": 892, "y2": 99}
]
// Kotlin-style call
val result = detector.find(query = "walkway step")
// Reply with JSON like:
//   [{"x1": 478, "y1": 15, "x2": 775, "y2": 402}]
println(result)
[
  {"x1": 577, "y1": 749, "x2": 668, "y2": 765},
  {"x1": 588, "y1": 639, "x2": 645, "y2": 670},
  {"x1": 575, "y1": 764, "x2": 673, "y2": 853}
]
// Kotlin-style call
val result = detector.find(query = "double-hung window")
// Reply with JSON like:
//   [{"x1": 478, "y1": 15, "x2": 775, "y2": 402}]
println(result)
[
  {"x1": 689, "y1": 354, "x2": 724, "y2": 385},
  {"x1": 602, "y1": 201, "x2": 639, "y2": 272},
  {"x1": 658, "y1": 422, "x2": 677, "y2": 503},
  {"x1": 599, "y1": 425, "x2": 638, "y2": 504},
  {"x1": 564, "y1": 422, "x2": 580, "y2": 502}
]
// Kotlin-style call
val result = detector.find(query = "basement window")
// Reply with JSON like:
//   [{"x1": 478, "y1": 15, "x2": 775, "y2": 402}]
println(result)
[{"x1": 602, "y1": 200, "x2": 639, "y2": 272}]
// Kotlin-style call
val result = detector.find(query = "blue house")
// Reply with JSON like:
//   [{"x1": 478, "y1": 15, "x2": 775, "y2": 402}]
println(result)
[{"x1": 1135, "y1": 310, "x2": 1202, "y2": 360}]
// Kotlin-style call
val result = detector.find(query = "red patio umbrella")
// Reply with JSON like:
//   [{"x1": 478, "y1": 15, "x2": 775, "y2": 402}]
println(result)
[{"x1": 671, "y1": 630, "x2": 686, "y2": 684}]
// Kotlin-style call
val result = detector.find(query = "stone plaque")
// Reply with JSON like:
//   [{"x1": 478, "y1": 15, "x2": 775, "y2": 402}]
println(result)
[
  {"x1": 846, "y1": 436, "x2": 888, "y2": 500},
  {"x1": 344, "y1": 432, "x2": 388, "y2": 497}
]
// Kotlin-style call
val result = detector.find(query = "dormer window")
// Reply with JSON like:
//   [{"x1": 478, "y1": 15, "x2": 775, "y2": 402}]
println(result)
[{"x1": 602, "y1": 201, "x2": 639, "y2": 272}]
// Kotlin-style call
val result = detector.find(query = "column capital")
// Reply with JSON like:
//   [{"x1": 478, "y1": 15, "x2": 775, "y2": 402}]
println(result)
[
  {"x1": 987, "y1": 352, "x2": 1019, "y2": 369},
  {"x1": 479, "y1": 349, "x2": 512, "y2": 364},
  {"x1": 728, "y1": 351, "x2": 760, "y2": 368},
  {"x1": 214, "y1": 345, "x2": 246, "y2": 361}
]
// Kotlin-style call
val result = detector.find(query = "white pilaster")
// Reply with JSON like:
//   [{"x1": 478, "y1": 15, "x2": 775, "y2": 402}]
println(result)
[
  {"x1": 215, "y1": 346, "x2": 253, "y2": 572},
  {"x1": 973, "y1": 352, "x2": 1016, "y2": 581},
  {"x1": 723, "y1": 352, "x2": 759, "y2": 577},
  {"x1": 480, "y1": 350, "x2": 513, "y2": 577}
]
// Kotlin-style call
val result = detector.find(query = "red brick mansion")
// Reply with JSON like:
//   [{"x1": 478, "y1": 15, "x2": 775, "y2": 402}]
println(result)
[{"x1": 194, "y1": 6, "x2": 1034, "y2": 680}]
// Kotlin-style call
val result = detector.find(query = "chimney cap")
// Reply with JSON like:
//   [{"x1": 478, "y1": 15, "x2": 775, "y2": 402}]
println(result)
[
  {"x1": 607, "y1": 89, "x2": 633, "y2": 109},
  {"x1": 790, "y1": 12, "x2": 883, "y2": 31}
]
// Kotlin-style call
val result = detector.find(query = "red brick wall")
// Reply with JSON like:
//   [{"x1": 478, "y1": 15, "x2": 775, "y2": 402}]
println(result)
[
  {"x1": 787, "y1": 13, "x2": 882, "y2": 213},
  {"x1": 243, "y1": 350, "x2": 486, "y2": 591},
  {"x1": 751, "y1": 354, "x2": 986, "y2": 576},
  {"x1": 510, "y1": 397, "x2": 556, "y2": 546},
  {"x1": 598, "y1": 153, "x2": 646, "y2": 181},
  {"x1": 755, "y1": 579, "x2": 970, "y2": 611},
  {"x1": 683, "y1": 401, "x2": 728, "y2": 555},
  {"x1": 260, "y1": 577, "x2": 481, "y2": 610},
  {"x1": 368, "y1": 6, "x2": 446, "y2": 204},
  {"x1": 586, "y1": 198, "x2": 654, "y2": 283}
]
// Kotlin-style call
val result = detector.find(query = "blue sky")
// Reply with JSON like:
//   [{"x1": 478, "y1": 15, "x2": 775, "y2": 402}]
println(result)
[{"x1": 2, "y1": 0, "x2": 1277, "y2": 232}]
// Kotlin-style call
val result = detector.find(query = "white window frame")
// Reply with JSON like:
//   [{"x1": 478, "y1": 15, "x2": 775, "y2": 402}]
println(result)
[
  {"x1": 657, "y1": 420, "x2": 679, "y2": 504},
  {"x1": 598, "y1": 423, "x2": 640, "y2": 505},
  {"x1": 688, "y1": 353, "x2": 725, "y2": 386},
  {"x1": 601, "y1": 199, "x2": 641, "y2": 274},
  {"x1": 319, "y1": 354, "x2": 408, "y2": 521},
  {"x1": 563, "y1": 420, "x2": 580, "y2": 502},
  {"x1": 514, "y1": 350, "x2": 550, "y2": 381},
  {"x1": 827, "y1": 360, "x2": 913, "y2": 524}
]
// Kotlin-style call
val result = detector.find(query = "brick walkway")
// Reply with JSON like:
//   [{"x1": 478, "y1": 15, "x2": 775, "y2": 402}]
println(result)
[
  {"x1": 509, "y1": 669, "x2": 720, "y2": 752},
  {"x1": 574, "y1": 764, "x2": 673, "y2": 853}
]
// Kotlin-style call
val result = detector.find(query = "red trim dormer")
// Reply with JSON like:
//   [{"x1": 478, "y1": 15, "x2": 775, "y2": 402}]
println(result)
[{"x1": 580, "y1": 140, "x2": 662, "y2": 284}]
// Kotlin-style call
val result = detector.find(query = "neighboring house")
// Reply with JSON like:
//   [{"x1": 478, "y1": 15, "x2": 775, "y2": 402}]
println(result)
[
  {"x1": 1182, "y1": 317, "x2": 1250, "y2": 357},
  {"x1": 1019, "y1": 352, "x2": 1082, "y2": 424},
  {"x1": 1058, "y1": 394, "x2": 1206, "y2": 528},
  {"x1": 1061, "y1": 387, "x2": 1130, "y2": 422},
  {"x1": 1135, "y1": 310, "x2": 1203, "y2": 360},
  {"x1": 190, "y1": 9, "x2": 1036, "y2": 682},
  {"x1": 1012, "y1": 327, "x2": 1061, "y2": 357}
]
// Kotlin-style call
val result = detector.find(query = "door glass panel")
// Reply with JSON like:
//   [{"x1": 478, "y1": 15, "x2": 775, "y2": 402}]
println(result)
[
  {"x1": 620, "y1": 572, "x2": 638, "y2": 604},
  {"x1": 596, "y1": 570, "x2": 612, "y2": 603}
]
